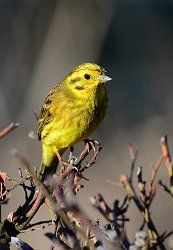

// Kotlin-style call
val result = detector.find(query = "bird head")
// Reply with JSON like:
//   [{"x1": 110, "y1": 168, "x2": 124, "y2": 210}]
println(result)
[{"x1": 66, "y1": 63, "x2": 111, "y2": 93}]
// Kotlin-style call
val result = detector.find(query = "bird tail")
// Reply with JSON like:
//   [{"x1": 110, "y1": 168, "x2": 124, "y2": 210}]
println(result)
[
  {"x1": 39, "y1": 144, "x2": 66, "y2": 181},
  {"x1": 39, "y1": 160, "x2": 58, "y2": 181}
]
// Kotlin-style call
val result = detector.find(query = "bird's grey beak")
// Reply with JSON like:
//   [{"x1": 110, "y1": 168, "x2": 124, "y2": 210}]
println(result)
[{"x1": 97, "y1": 74, "x2": 112, "y2": 82}]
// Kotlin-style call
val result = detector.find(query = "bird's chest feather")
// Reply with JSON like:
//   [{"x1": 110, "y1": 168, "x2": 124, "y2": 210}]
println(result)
[
  {"x1": 69, "y1": 86, "x2": 107, "y2": 137},
  {"x1": 43, "y1": 86, "x2": 107, "y2": 148}
]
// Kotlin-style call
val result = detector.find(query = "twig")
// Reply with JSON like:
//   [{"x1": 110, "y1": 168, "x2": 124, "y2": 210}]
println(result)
[
  {"x1": 0, "y1": 122, "x2": 19, "y2": 139},
  {"x1": 74, "y1": 140, "x2": 102, "y2": 169},
  {"x1": 32, "y1": 110, "x2": 39, "y2": 121},
  {"x1": 128, "y1": 144, "x2": 138, "y2": 183},
  {"x1": 159, "y1": 180, "x2": 172, "y2": 197},
  {"x1": 149, "y1": 153, "x2": 163, "y2": 202},
  {"x1": 160, "y1": 135, "x2": 173, "y2": 195},
  {"x1": 15, "y1": 191, "x2": 44, "y2": 232},
  {"x1": 120, "y1": 175, "x2": 167, "y2": 249},
  {"x1": 25, "y1": 220, "x2": 52, "y2": 230},
  {"x1": 11, "y1": 149, "x2": 39, "y2": 187}
]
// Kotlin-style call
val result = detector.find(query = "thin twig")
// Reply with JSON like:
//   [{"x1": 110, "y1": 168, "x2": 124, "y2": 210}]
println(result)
[
  {"x1": 128, "y1": 144, "x2": 138, "y2": 183},
  {"x1": 160, "y1": 135, "x2": 173, "y2": 195},
  {"x1": 149, "y1": 153, "x2": 163, "y2": 202},
  {"x1": 0, "y1": 122, "x2": 19, "y2": 139}
]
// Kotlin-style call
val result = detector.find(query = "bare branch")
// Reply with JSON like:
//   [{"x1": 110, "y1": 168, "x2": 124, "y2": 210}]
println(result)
[{"x1": 0, "y1": 123, "x2": 19, "y2": 139}]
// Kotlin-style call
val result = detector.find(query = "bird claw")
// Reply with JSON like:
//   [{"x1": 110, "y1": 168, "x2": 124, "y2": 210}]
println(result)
[
  {"x1": 54, "y1": 139, "x2": 102, "y2": 174},
  {"x1": 84, "y1": 139, "x2": 102, "y2": 154},
  {"x1": 68, "y1": 156, "x2": 78, "y2": 165}
]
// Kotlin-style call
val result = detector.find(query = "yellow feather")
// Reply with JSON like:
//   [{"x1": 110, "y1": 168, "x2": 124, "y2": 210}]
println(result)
[{"x1": 37, "y1": 63, "x2": 111, "y2": 180}]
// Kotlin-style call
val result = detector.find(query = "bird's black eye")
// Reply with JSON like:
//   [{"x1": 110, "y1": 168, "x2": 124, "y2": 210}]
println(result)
[{"x1": 84, "y1": 74, "x2": 90, "y2": 80}]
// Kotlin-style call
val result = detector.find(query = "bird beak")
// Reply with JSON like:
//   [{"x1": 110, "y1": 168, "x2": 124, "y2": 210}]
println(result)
[{"x1": 97, "y1": 73, "x2": 112, "y2": 82}]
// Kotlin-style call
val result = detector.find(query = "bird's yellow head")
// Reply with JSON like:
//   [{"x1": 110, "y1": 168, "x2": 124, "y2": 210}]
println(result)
[{"x1": 66, "y1": 63, "x2": 111, "y2": 94}]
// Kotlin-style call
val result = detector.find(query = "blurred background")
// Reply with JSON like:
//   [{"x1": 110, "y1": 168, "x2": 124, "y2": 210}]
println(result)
[{"x1": 0, "y1": 0, "x2": 173, "y2": 248}]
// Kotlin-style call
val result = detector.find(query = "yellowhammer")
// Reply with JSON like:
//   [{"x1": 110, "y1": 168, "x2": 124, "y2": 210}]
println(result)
[{"x1": 37, "y1": 63, "x2": 111, "y2": 180}]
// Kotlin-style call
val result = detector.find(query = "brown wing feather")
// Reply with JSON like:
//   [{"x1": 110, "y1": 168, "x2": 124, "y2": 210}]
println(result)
[{"x1": 37, "y1": 88, "x2": 56, "y2": 140}]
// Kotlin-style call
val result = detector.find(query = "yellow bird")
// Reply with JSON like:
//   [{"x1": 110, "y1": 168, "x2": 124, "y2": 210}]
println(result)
[{"x1": 37, "y1": 63, "x2": 111, "y2": 180}]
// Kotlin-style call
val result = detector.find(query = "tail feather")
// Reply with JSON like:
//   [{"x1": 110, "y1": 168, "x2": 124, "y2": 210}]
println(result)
[
  {"x1": 39, "y1": 159, "x2": 59, "y2": 181},
  {"x1": 39, "y1": 144, "x2": 66, "y2": 181}
]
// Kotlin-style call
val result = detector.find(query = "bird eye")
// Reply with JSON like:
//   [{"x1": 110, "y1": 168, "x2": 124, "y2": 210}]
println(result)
[{"x1": 84, "y1": 74, "x2": 90, "y2": 80}]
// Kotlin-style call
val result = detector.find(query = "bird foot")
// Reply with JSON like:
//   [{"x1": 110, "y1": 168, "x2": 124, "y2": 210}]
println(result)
[
  {"x1": 54, "y1": 140, "x2": 102, "y2": 173},
  {"x1": 72, "y1": 139, "x2": 102, "y2": 170},
  {"x1": 84, "y1": 139, "x2": 102, "y2": 154}
]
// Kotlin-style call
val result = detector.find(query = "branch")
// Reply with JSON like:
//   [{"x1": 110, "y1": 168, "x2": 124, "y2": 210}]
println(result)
[
  {"x1": 0, "y1": 123, "x2": 19, "y2": 139},
  {"x1": 160, "y1": 135, "x2": 173, "y2": 195}
]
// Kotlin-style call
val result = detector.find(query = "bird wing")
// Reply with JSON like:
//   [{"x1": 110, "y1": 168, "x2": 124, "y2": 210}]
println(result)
[{"x1": 37, "y1": 89, "x2": 56, "y2": 141}]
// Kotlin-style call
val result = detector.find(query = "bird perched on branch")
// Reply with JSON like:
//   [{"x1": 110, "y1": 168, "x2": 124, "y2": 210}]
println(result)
[{"x1": 37, "y1": 63, "x2": 111, "y2": 180}]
